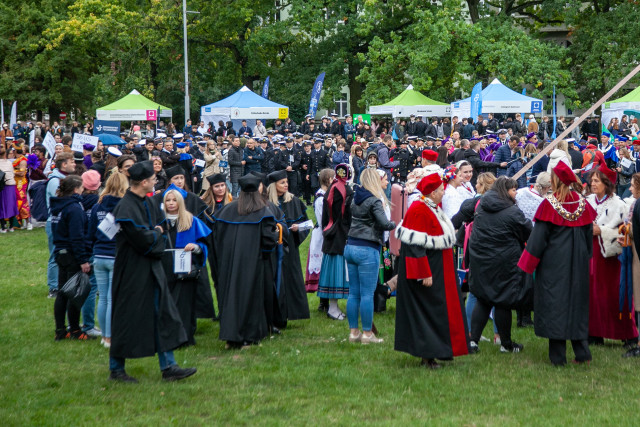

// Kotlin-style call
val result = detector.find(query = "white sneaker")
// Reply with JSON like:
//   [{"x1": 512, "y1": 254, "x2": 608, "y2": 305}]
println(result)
[
  {"x1": 85, "y1": 328, "x2": 102, "y2": 337},
  {"x1": 27, "y1": 223, "x2": 33, "y2": 230},
  {"x1": 479, "y1": 335, "x2": 490, "y2": 342}
]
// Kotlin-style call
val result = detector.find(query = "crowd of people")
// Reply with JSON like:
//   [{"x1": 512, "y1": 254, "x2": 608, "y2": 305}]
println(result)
[{"x1": 1, "y1": 110, "x2": 640, "y2": 380}]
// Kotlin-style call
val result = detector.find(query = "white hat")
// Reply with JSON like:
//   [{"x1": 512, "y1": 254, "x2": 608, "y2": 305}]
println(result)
[
  {"x1": 107, "y1": 147, "x2": 122, "y2": 157},
  {"x1": 529, "y1": 114, "x2": 535, "y2": 119}
]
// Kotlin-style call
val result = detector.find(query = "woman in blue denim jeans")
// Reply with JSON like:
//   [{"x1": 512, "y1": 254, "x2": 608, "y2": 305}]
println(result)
[
  {"x1": 345, "y1": 168, "x2": 396, "y2": 344},
  {"x1": 88, "y1": 172, "x2": 129, "y2": 348}
]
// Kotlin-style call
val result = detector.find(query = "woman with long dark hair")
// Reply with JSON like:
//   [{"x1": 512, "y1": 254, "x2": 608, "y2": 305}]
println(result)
[
  {"x1": 212, "y1": 174, "x2": 281, "y2": 348},
  {"x1": 468, "y1": 176, "x2": 532, "y2": 354}
]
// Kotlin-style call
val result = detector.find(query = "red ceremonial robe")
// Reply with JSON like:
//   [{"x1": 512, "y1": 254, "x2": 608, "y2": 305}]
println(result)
[{"x1": 394, "y1": 197, "x2": 469, "y2": 360}]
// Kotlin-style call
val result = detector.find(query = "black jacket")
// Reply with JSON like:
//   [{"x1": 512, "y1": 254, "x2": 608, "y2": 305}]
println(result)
[
  {"x1": 50, "y1": 194, "x2": 90, "y2": 265},
  {"x1": 464, "y1": 149, "x2": 501, "y2": 185},
  {"x1": 347, "y1": 186, "x2": 395, "y2": 246},
  {"x1": 227, "y1": 145, "x2": 244, "y2": 182},
  {"x1": 468, "y1": 190, "x2": 532, "y2": 307}
]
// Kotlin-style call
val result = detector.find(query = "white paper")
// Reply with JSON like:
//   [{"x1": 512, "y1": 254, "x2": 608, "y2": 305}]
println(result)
[
  {"x1": 289, "y1": 155, "x2": 294, "y2": 163},
  {"x1": 72, "y1": 133, "x2": 99, "y2": 152},
  {"x1": 174, "y1": 250, "x2": 192, "y2": 274},
  {"x1": 42, "y1": 132, "x2": 56, "y2": 156},
  {"x1": 98, "y1": 213, "x2": 120, "y2": 240},
  {"x1": 294, "y1": 220, "x2": 314, "y2": 231},
  {"x1": 194, "y1": 159, "x2": 205, "y2": 167},
  {"x1": 583, "y1": 163, "x2": 594, "y2": 172},
  {"x1": 621, "y1": 158, "x2": 633, "y2": 169}
]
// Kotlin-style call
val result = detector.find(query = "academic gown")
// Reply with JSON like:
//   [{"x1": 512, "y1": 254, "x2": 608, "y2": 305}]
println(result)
[
  {"x1": 151, "y1": 187, "x2": 216, "y2": 320},
  {"x1": 394, "y1": 200, "x2": 469, "y2": 360},
  {"x1": 212, "y1": 202, "x2": 280, "y2": 343},
  {"x1": 161, "y1": 216, "x2": 211, "y2": 346},
  {"x1": 110, "y1": 190, "x2": 187, "y2": 359},
  {"x1": 278, "y1": 196, "x2": 311, "y2": 320},
  {"x1": 518, "y1": 192, "x2": 596, "y2": 340}
]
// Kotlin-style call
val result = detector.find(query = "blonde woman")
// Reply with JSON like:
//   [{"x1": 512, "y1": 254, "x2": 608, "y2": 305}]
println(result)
[
  {"x1": 89, "y1": 172, "x2": 129, "y2": 348},
  {"x1": 201, "y1": 140, "x2": 222, "y2": 193},
  {"x1": 345, "y1": 168, "x2": 396, "y2": 344},
  {"x1": 161, "y1": 189, "x2": 211, "y2": 346},
  {"x1": 267, "y1": 170, "x2": 311, "y2": 321}
]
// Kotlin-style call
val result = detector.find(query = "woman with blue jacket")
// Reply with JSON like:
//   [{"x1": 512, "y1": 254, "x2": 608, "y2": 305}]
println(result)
[{"x1": 51, "y1": 175, "x2": 92, "y2": 341}]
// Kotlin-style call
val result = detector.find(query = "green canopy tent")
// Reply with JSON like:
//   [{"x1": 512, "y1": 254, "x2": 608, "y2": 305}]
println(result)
[
  {"x1": 368, "y1": 85, "x2": 450, "y2": 118},
  {"x1": 602, "y1": 86, "x2": 640, "y2": 130},
  {"x1": 96, "y1": 89, "x2": 172, "y2": 121}
]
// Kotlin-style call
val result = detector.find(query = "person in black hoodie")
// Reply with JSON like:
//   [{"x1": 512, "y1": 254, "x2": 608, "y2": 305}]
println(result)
[
  {"x1": 88, "y1": 171, "x2": 129, "y2": 349},
  {"x1": 51, "y1": 175, "x2": 92, "y2": 341},
  {"x1": 467, "y1": 177, "x2": 532, "y2": 354}
]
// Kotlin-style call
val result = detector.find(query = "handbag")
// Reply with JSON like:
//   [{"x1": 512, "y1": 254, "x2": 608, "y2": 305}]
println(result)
[
  {"x1": 60, "y1": 272, "x2": 91, "y2": 310},
  {"x1": 0, "y1": 169, "x2": 6, "y2": 192}
]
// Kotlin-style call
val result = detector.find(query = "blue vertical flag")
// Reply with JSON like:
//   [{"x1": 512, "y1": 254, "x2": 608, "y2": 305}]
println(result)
[
  {"x1": 308, "y1": 72, "x2": 326, "y2": 117},
  {"x1": 551, "y1": 85, "x2": 557, "y2": 139},
  {"x1": 521, "y1": 88, "x2": 527, "y2": 127},
  {"x1": 469, "y1": 82, "x2": 482, "y2": 120},
  {"x1": 262, "y1": 76, "x2": 270, "y2": 99}
]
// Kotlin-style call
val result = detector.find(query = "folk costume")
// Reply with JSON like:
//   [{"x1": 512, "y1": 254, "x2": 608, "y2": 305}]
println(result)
[
  {"x1": 394, "y1": 174, "x2": 469, "y2": 364},
  {"x1": 304, "y1": 188, "x2": 325, "y2": 293},
  {"x1": 318, "y1": 164, "x2": 353, "y2": 301},
  {"x1": 587, "y1": 190, "x2": 639, "y2": 341},
  {"x1": 518, "y1": 160, "x2": 597, "y2": 365}
]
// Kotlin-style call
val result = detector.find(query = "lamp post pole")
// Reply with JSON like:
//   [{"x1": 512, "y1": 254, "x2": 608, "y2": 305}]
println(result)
[{"x1": 182, "y1": 0, "x2": 190, "y2": 127}]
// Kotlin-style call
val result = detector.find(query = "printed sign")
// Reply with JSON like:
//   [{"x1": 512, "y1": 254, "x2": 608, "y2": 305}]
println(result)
[
  {"x1": 146, "y1": 109, "x2": 157, "y2": 121},
  {"x1": 98, "y1": 213, "x2": 120, "y2": 240},
  {"x1": 42, "y1": 132, "x2": 56, "y2": 156},
  {"x1": 71, "y1": 133, "x2": 99, "y2": 152},
  {"x1": 531, "y1": 101, "x2": 543, "y2": 113},
  {"x1": 94, "y1": 120, "x2": 121, "y2": 136},
  {"x1": 278, "y1": 108, "x2": 288, "y2": 119},
  {"x1": 174, "y1": 250, "x2": 192, "y2": 274}
]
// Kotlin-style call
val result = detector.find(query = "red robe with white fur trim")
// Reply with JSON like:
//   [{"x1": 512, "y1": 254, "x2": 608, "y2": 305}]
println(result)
[{"x1": 394, "y1": 198, "x2": 469, "y2": 359}]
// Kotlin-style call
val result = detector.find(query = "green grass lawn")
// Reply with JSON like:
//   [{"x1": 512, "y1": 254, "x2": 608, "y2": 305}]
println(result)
[{"x1": 1, "y1": 219, "x2": 639, "y2": 425}]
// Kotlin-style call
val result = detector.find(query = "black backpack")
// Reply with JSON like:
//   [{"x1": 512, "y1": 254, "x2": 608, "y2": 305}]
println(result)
[
  {"x1": 28, "y1": 179, "x2": 50, "y2": 221},
  {"x1": 0, "y1": 170, "x2": 5, "y2": 192}
]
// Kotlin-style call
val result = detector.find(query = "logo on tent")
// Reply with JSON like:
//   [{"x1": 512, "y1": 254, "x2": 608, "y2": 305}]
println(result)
[
  {"x1": 146, "y1": 110, "x2": 157, "y2": 121},
  {"x1": 205, "y1": 107, "x2": 211, "y2": 113},
  {"x1": 453, "y1": 103, "x2": 459, "y2": 108},
  {"x1": 232, "y1": 108, "x2": 241, "y2": 118},
  {"x1": 531, "y1": 101, "x2": 542, "y2": 113}
]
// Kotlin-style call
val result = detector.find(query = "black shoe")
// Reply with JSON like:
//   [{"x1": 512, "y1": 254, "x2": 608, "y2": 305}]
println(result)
[
  {"x1": 623, "y1": 339, "x2": 638, "y2": 350},
  {"x1": 54, "y1": 329, "x2": 70, "y2": 341},
  {"x1": 162, "y1": 365, "x2": 197, "y2": 381},
  {"x1": 521, "y1": 318, "x2": 534, "y2": 328},
  {"x1": 421, "y1": 359, "x2": 442, "y2": 370},
  {"x1": 317, "y1": 298, "x2": 328, "y2": 313},
  {"x1": 623, "y1": 347, "x2": 640, "y2": 358},
  {"x1": 212, "y1": 315, "x2": 220, "y2": 322},
  {"x1": 271, "y1": 326, "x2": 281, "y2": 335},
  {"x1": 500, "y1": 342, "x2": 524, "y2": 353},
  {"x1": 588, "y1": 336, "x2": 604, "y2": 346},
  {"x1": 469, "y1": 341, "x2": 480, "y2": 354},
  {"x1": 437, "y1": 357, "x2": 454, "y2": 361},
  {"x1": 48, "y1": 289, "x2": 58, "y2": 299},
  {"x1": 109, "y1": 370, "x2": 138, "y2": 383}
]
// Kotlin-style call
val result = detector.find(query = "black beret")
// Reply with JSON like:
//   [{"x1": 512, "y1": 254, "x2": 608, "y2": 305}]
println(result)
[
  {"x1": 238, "y1": 174, "x2": 261, "y2": 193},
  {"x1": 268, "y1": 170, "x2": 288, "y2": 183},
  {"x1": 128, "y1": 160, "x2": 155, "y2": 181},
  {"x1": 165, "y1": 165, "x2": 186, "y2": 180},
  {"x1": 206, "y1": 173, "x2": 226, "y2": 186}
]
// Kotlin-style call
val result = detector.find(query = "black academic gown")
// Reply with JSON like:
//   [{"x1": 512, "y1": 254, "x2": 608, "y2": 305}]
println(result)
[
  {"x1": 212, "y1": 202, "x2": 280, "y2": 343},
  {"x1": 278, "y1": 196, "x2": 311, "y2": 320},
  {"x1": 151, "y1": 190, "x2": 216, "y2": 320},
  {"x1": 110, "y1": 190, "x2": 187, "y2": 359},
  {"x1": 519, "y1": 193, "x2": 596, "y2": 340}
]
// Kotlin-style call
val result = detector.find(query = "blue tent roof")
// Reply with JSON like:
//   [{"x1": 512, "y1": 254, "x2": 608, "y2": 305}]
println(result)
[
  {"x1": 201, "y1": 86, "x2": 287, "y2": 110},
  {"x1": 458, "y1": 79, "x2": 541, "y2": 103}
]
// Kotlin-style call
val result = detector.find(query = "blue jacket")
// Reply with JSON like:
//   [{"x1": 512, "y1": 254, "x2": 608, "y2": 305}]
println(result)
[
  {"x1": 243, "y1": 146, "x2": 264, "y2": 173},
  {"x1": 88, "y1": 195, "x2": 121, "y2": 258},
  {"x1": 332, "y1": 151, "x2": 350, "y2": 168},
  {"x1": 493, "y1": 145, "x2": 515, "y2": 177},
  {"x1": 45, "y1": 169, "x2": 67, "y2": 212},
  {"x1": 50, "y1": 194, "x2": 90, "y2": 265}
]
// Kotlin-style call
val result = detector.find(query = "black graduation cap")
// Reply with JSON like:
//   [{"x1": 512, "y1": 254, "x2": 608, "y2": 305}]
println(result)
[
  {"x1": 166, "y1": 165, "x2": 186, "y2": 180},
  {"x1": 128, "y1": 160, "x2": 155, "y2": 181},
  {"x1": 268, "y1": 170, "x2": 288, "y2": 183},
  {"x1": 206, "y1": 173, "x2": 226, "y2": 186},
  {"x1": 250, "y1": 171, "x2": 268, "y2": 187},
  {"x1": 238, "y1": 174, "x2": 261, "y2": 193}
]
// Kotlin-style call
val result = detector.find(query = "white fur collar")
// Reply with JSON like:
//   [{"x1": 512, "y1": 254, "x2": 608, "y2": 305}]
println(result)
[{"x1": 394, "y1": 202, "x2": 456, "y2": 250}]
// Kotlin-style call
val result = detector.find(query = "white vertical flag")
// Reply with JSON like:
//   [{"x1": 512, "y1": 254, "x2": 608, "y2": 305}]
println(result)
[
  {"x1": 0, "y1": 99, "x2": 4, "y2": 125},
  {"x1": 9, "y1": 101, "x2": 17, "y2": 129}
]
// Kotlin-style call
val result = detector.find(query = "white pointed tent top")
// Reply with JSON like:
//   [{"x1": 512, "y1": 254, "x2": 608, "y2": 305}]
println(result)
[
  {"x1": 489, "y1": 78, "x2": 501, "y2": 85},
  {"x1": 129, "y1": 89, "x2": 141, "y2": 95},
  {"x1": 406, "y1": 84, "x2": 414, "y2": 90},
  {"x1": 239, "y1": 86, "x2": 251, "y2": 92}
]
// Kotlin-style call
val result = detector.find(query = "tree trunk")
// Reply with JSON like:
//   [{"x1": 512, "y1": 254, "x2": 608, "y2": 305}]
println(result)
[
  {"x1": 466, "y1": 0, "x2": 480, "y2": 23},
  {"x1": 348, "y1": 61, "x2": 362, "y2": 114}
]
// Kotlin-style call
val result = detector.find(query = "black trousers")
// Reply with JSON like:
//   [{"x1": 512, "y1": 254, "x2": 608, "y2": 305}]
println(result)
[
  {"x1": 54, "y1": 255, "x2": 81, "y2": 332},
  {"x1": 470, "y1": 297, "x2": 513, "y2": 347},
  {"x1": 549, "y1": 339, "x2": 591, "y2": 366}
]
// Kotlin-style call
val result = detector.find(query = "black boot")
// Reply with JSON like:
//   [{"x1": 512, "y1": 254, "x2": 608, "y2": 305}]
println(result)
[
  {"x1": 520, "y1": 311, "x2": 534, "y2": 327},
  {"x1": 317, "y1": 298, "x2": 328, "y2": 313}
]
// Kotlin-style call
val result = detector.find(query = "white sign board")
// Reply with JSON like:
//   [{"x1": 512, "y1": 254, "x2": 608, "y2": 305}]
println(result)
[
  {"x1": 42, "y1": 132, "x2": 56, "y2": 157},
  {"x1": 72, "y1": 133, "x2": 99, "y2": 152}
]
